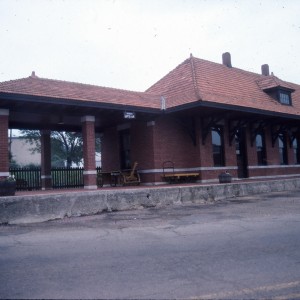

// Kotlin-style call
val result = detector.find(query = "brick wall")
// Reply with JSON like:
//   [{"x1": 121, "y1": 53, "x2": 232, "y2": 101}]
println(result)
[
  {"x1": 101, "y1": 121, "x2": 157, "y2": 183},
  {"x1": 101, "y1": 127, "x2": 120, "y2": 171},
  {"x1": 131, "y1": 121, "x2": 155, "y2": 170},
  {"x1": 152, "y1": 116, "x2": 200, "y2": 169},
  {"x1": 265, "y1": 127, "x2": 279, "y2": 165},
  {"x1": 131, "y1": 121, "x2": 155, "y2": 183},
  {"x1": 198, "y1": 120, "x2": 213, "y2": 169},
  {"x1": 101, "y1": 117, "x2": 300, "y2": 185},
  {"x1": 224, "y1": 123, "x2": 237, "y2": 167}
]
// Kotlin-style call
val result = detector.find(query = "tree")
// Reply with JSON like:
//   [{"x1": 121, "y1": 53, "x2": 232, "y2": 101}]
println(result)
[
  {"x1": 19, "y1": 130, "x2": 101, "y2": 168},
  {"x1": 50, "y1": 131, "x2": 83, "y2": 167}
]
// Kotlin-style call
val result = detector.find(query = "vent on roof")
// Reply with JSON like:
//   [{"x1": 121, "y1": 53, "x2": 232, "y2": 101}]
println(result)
[
  {"x1": 30, "y1": 71, "x2": 37, "y2": 78},
  {"x1": 222, "y1": 52, "x2": 232, "y2": 68},
  {"x1": 261, "y1": 64, "x2": 269, "y2": 76}
]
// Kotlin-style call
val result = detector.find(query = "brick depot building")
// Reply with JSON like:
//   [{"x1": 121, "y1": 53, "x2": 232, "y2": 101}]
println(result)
[{"x1": 0, "y1": 52, "x2": 300, "y2": 189}]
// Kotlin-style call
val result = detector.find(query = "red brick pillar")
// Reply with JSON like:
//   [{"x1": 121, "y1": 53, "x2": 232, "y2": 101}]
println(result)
[
  {"x1": 0, "y1": 109, "x2": 9, "y2": 179},
  {"x1": 40, "y1": 130, "x2": 52, "y2": 190},
  {"x1": 82, "y1": 116, "x2": 97, "y2": 189}
]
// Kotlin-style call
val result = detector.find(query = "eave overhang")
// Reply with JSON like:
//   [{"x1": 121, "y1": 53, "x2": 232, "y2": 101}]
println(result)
[
  {"x1": 166, "y1": 99, "x2": 300, "y2": 121},
  {"x1": 0, "y1": 92, "x2": 162, "y2": 114}
]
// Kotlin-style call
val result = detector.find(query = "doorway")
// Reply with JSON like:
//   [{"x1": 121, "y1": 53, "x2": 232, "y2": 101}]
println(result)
[{"x1": 119, "y1": 129, "x2": 131, "y2": 170}]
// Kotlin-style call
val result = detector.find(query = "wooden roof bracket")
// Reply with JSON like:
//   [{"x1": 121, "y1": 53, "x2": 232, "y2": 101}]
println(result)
[
  {"x1": 228, "y1": 119, "x2": 248, "y2": 146},
  {"x1": 201, "y1": 116, "x2": 223, "y2": 145},
  {"x1": 288, "y1": 129, "x2": 295, "y2": 147},
  {"x1": 286, "y1": 126, "x2": 300, "y2": 147},
  {"x1": 271, "y1": 124, "x2": 288, "y2": 147},
  {"x1": 250, "y1": 120, "x2": 268, "y2": 147}
]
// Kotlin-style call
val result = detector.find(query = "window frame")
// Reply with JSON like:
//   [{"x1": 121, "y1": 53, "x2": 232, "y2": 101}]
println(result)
[
  {"x1": 255, "y1": 132, "x2": 267, "y2": 166},
  {"x1": 211, "y1": 127, "x2": 225, "y2": 167},
  {"x1": 277, "y1": 89, "x2": 292, "y2": 106}
]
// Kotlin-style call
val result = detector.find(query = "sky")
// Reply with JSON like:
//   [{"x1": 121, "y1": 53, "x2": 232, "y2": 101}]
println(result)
[{"x1": 0, "y1": 0, "x2": 299, "y2": 92}]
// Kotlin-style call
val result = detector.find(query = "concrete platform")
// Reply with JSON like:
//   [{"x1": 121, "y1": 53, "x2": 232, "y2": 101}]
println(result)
[{"x1": 1, "y1": 177, "x2": 300, "y2": 225}]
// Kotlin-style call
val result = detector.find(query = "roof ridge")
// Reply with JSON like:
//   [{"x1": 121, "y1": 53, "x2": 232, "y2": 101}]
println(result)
[
  {"x1": 192, "y1": 56, "x2": 268, "y2": 80},
  {"x1": 145, "y1": 58, "x2": 190, "y2": 92},
  {"x1": 0, "y1": 74, "x2": 161, "y2": 97},
  {"x1": 189, "y1": 54, "x2": 202, "y2": 101}
]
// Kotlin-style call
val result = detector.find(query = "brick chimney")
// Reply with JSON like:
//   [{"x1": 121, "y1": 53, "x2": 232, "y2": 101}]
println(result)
[
  {"x1": 30, "y1": 71, "x2": 37, "y2": 78},
  {"x1": 261, "y1": 64, "x2": 269, "y2": 76},
  {"x1": 222, "y1": 52, "x2": 232, "y2": 68}
]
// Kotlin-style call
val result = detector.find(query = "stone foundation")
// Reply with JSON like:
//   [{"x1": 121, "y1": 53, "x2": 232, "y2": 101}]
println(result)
[{"x1": 1, "y1": 178, "x2": 300, "y2": 225}]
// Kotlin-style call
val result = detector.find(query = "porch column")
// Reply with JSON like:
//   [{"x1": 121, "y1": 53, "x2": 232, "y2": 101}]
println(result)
[
  {"x1": 40, "y1": 130, "x2": 52, "y2": 190},
  {"x1": 0, "y1": 109, "x2": 9, "y2": 179},
  {"x1": 81, "y1": 116, "x2": 97, "y2": 189}
]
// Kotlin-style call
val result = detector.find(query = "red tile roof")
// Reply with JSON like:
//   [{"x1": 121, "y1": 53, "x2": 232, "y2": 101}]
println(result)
[
  {"x1": 1, "y1": 55, "x2": 300, "y2": 117},
  {"x1": 0, "y1": 74, "x2": 162, "y2": 110},
  {"x1": 146, "y1": 55, "x2": 300, "y2": 116}
]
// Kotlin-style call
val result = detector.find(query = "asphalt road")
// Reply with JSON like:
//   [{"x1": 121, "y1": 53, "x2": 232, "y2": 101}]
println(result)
[{"x1": 0, "y1": 190, "x2": 300, "y2": 299}]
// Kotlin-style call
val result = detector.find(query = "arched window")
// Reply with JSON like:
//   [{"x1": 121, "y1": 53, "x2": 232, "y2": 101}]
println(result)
[
  {"x1": 292, "y1": 138, "x2": 300, "y2": 164},
  {"x1": 256, "y1": 133, "x2": 267, "y2": 165},
  {"x1": 211, "y1": 128, "x2": 224, "y2": 166},
  {"x1": 278, "y1": 133, "x2": 288, "y2": 165}
]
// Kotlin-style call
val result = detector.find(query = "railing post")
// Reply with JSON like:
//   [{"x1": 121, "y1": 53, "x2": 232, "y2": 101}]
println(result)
[{"x1": 41, "y1": 130, "x2": 52, "y2": 190}]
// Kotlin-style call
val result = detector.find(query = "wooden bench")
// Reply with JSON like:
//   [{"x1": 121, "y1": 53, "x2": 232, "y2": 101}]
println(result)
[
  {"x1": 162, "y1": 161, "x2": 199, "y2": 183},
  {"x1": 97, "y1": 171, "x2": 120, "y2": 187}
]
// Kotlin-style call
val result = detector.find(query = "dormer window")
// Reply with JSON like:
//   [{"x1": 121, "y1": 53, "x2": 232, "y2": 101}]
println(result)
[
  {"x1": 257, "y1": 75, "x2": 295, "y2": 107},
  {"x1": 278, "y1": 90, "x2": 291, "y2": 105}
]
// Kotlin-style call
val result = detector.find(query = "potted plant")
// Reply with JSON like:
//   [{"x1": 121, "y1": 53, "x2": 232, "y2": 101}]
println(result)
[
  {"x1": 0, "y1": 174, "x2": 16, "y2": 196},
  {"x1": 218, "y1": 171, "x2": 232, "y2": 183}
]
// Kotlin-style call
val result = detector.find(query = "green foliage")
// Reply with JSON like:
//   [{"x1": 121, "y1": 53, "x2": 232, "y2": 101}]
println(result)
[
  {"x1": 22, "y1": 163, "x2": 41, "y2": 168},
  {"x1": 18, "y1": 130, "x2": 80, "y2": 167},
  {"x1": 18, "y1": 130, "x2": 42, "y2": 154},
  {"x1": 9, "y1": 159, "x2": 21, "y2": 168},
  {"x1": 51, "y1": 131, "x2": 83, "y2": 167},
  {"x1": 19, "y1": 130, "x2": 101, "y2": 168}
]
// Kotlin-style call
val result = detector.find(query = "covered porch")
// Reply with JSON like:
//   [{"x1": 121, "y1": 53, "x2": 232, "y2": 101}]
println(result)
[{"x1": 0, "y1": 72, "x2": 161, "y2": 189}]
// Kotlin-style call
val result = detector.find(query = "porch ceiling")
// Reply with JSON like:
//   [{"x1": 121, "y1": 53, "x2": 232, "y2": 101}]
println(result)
[{"x1": 0, "y1": 93, "x2": 161, "y2": 132}]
